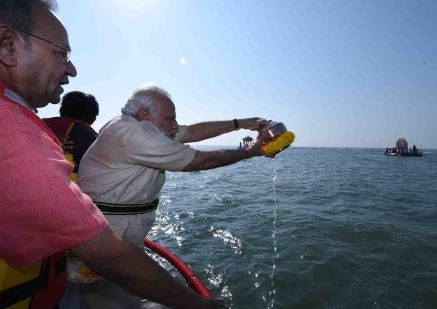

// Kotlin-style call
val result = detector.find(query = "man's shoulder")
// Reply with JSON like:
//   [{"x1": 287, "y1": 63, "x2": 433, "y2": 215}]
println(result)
[
  {"x1": 73, "y1": 121, "x2": 97, "y2": 134},
  {"x1": 43, "y1": 116, "x2": 74, "y2": 135},
  {"x1": 100, "y1": 115, "x2": 132, "y2": 132},
  {"x1": 69, "y1": 122, "x2": 98, "y2": 145},
  {"x1": 0, "y1": 97, "x2": 20, "y2": 114},
  {"x1": 103, "y1": 117, "x2": 160, "y2": 137},
  {"x1": 0, "y1": 99, "x2": 38, "y2": 130},
  {"x1": 91, "y1": 116, "x2": 142, "y2": 148}
]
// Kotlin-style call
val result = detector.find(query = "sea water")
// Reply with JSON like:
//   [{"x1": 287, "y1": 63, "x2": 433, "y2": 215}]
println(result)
[
  {"x1": 267, "y1": 161, "x2": 278, "y2": 309},
  {"x1": 148, "y1": 147, "x2": 437, "y2": 308}
]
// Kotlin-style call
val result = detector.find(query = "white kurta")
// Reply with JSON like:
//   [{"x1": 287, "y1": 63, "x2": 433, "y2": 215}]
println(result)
[
  {"x1": 78, "y1": 115, "x2": 195, "y2": 204},
  {"x1": 60, "y1": 116, "x2": 196, "y2": 309}
]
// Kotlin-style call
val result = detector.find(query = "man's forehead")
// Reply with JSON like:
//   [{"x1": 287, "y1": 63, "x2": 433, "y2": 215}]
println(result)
[
  {"x1": 156, "y1": 96, "x2": 175, "y2": 111},
  {"x1": 32, "y1": 2, "x2": 69, "y2": 46}
]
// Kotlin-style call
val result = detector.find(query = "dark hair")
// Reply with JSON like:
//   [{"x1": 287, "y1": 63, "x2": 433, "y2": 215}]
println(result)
[
  {"x1": 0, "y1": 0, "x2": 57, "y2": 36},
  {"x1": 60, "y1": 91, "x2": 99, "y2": 125}
]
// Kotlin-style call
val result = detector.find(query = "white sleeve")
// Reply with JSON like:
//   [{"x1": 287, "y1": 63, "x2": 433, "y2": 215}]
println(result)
[
  {"x1": 173, "y1": 125, "x2": 188, "y2": 142},
  {"x1": 125, "y1": 124, "x2": 196, "y2": 171}
]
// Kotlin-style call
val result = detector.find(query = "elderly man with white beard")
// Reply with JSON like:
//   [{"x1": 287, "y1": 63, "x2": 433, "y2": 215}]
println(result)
[{"x1": 64, "y1": 84, "x2": 273, "y2": 308}]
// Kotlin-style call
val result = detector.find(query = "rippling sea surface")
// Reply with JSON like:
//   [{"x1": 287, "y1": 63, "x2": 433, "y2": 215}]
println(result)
[{"x1": 147, "y1": 147, "x2": 437, "y2": 308}]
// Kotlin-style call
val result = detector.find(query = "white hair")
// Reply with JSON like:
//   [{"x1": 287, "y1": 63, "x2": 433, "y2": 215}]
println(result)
[{"x1": 121, "y1": 84, "x2": 172, "y2": 118}]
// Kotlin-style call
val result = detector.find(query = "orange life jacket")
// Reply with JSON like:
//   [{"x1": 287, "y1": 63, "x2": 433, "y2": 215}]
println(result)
[{"x1": 0, "y1": 251, "x2": 67, "y2": 309}]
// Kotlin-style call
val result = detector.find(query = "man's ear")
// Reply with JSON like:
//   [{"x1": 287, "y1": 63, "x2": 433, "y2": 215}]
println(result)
[
  {"x1": 0, "y1": 25, "x2": 18, "y2": 67},
  {"x1": 137, "y1": 108, "x2": 149, "y2": 121}
]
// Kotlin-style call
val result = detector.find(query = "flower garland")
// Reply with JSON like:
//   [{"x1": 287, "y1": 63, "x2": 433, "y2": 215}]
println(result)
[{"x1": 262, "y1": 131, "x2": 295, "y2": 156}]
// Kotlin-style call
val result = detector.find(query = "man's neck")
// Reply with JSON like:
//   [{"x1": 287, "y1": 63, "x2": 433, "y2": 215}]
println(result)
[{"x1": 0, "y1": 79, "x2": 36, "y2": 113}]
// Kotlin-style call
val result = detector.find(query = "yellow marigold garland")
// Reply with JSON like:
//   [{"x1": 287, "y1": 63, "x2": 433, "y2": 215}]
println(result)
[
  {"x1": 78, "y1": 264, "x2": 102, "y2": 281},
  {"x1": 262, "y1": 131, "x2": 295, "y2": 156}
]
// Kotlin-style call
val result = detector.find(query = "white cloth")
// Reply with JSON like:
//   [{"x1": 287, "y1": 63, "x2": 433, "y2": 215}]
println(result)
[
  {"x1": 77, "y1": 115, "x2": 195, "y2": 205},
  {"x1": 60, "y1": 116, "x2": 195, "y2": 308},
  {"x1": 59, "y1": 280, "x2": 142, "y2": 309}
]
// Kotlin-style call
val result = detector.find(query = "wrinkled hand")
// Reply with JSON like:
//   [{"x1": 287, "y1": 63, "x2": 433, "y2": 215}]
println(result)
[
  {"x1": 251, "y1": 130, "x2": 278, "y2": 159},
  {"x1": 238, "y1": 117, "x2": 269, "y2": 131},
  {"x1": 245, "y1": 135, "x2": 271, "y2": 158}
]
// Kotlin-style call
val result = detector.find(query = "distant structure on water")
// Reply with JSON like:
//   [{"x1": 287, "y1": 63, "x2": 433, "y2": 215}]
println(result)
[
  {"x1": 239, "y1": 136, "x2": 253, "y2": 149},
  {"x1": 385, "y1": 138, "x2": 423, "y2": 157}
]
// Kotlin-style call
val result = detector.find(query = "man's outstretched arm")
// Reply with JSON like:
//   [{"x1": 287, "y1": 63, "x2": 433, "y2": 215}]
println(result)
[
  {"x1": 180, "y1": 117, "x2": 267, "y2": 143},
  {"x1": 71, "y1": 226, "x2": 226, "y2": 309},
  {"x1": 181, "y1": 138, "x2": 269, "y2": 172}
]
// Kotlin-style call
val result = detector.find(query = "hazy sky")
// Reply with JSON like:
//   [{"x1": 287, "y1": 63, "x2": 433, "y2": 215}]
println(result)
[{"x1": 38, "y1": 0, "x2": 437, "y2": 148}]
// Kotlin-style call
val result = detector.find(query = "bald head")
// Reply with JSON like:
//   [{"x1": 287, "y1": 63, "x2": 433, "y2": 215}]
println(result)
[
  {"x1": 121, "y1": 85, "x2": 179, "y2": 137},
  {"x1": 30, "y1": 1, "x2": 70, "y2": 50},
  {"x1": 0, "y1": 1, "x2": 57, "y2": 36},
  {"x1": 122, "y1": 85, "x2": 173, "y2": 118}
]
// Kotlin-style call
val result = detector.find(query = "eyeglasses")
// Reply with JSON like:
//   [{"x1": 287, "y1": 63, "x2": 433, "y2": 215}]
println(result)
[{"x1": 22, "y1": 32, "x2": 71, "y2": 65}]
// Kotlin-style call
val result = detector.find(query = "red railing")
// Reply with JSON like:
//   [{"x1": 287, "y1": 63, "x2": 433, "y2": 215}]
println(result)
[{"x1": 144, "y1": 238, "x2": 213, "y2": 298}]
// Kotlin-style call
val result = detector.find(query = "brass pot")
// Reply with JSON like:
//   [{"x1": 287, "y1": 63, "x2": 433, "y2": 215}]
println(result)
[{"x1": 260, "y1": 121, "x2": 287, "y2": 141}]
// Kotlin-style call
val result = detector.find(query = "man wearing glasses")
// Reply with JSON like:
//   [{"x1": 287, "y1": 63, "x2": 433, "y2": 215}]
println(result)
[{"x1": 0, "y1": 1, "x2": 225, "y2": 308}]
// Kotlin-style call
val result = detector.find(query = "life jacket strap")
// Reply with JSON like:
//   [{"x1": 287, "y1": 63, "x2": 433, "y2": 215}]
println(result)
[
  {"x1": 0, "y1": 256, "x2": 65, "y2": 308},
  {"x1": 0, "y1": 274, "x2": 46, "y2": 308}
]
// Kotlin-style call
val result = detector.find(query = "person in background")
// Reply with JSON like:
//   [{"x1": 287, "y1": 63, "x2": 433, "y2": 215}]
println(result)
[
  {"x1": 65, "y1": 84, "x2": 274, "y2": 308},
  {"x1": 44, "y1": 91, "x2": 99, "y2": 180},
  {"x1": 0, "y1": 1, "x2": 225, "y2": 308}
]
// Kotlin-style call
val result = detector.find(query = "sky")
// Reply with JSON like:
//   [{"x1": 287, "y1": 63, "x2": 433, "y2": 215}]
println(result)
[{"x1": 38, "y1": 0, "x2": 437, "y2": 148}]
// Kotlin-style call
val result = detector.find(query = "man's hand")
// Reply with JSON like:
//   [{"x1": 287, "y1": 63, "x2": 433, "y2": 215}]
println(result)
[
  {"x1": 246, "y1": 127, "x2": 278, "y2": 158},
  {"x1": 238, "y1": 117, "x2": 268, "y2": 131},
  {"x1": 71, "y1": 226, "x2": 216, "y2": 309}
]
